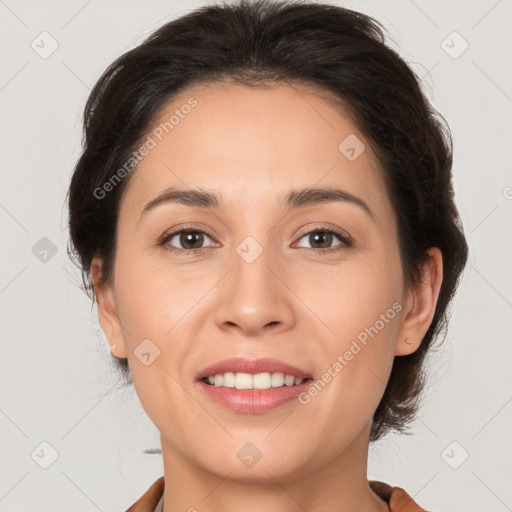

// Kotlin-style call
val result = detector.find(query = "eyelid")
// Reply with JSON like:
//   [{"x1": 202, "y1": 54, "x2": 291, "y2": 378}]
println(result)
[{"x1": 294, "y1": 223, "x2": 353, "y2": 244}]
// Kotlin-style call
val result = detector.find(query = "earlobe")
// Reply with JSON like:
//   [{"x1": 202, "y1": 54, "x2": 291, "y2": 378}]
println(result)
[
  {"x1": 91, "y1": 256, "x2": 128, "y2": 358},
  {"x1": 395, "y1": 247, "x2": 443, "y2": 356}
]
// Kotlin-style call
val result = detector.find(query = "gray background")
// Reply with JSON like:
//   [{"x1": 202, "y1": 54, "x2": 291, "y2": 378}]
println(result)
[{"x1": 0, "y1": 0, "x2": 511, "y2": 511}]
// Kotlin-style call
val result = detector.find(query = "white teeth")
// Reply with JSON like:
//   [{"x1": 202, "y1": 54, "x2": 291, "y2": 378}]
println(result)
[
  {"x1": 204, "y1": 372, "x2": 306, "y2": 390},
  {"x1": 271, "y1": 372, "x2": 285, "y2": 387},
  {"x1": 234, "y1": 372, "x2": 253, "y2": 390},
  {"x1": 222, "y1": 372, "x2": 235, "y2": 388},
  {"x1": 284, "y1": 374, "x2": 295, "y2": 386}
]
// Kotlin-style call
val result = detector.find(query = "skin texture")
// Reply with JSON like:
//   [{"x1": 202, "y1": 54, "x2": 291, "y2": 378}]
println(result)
[{"x1": 92, "y1": 82, "x2": 443, "y2": 512}]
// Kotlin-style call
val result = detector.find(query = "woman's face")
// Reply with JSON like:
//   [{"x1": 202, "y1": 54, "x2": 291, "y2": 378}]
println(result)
[{"x1": 97, "y1": 82, "x2": 423, "y2": 482}]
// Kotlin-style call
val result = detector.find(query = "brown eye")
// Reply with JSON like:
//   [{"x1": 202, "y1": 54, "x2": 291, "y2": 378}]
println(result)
[
  {"x1": 165, "y1": 230, "x2": 214, "y2": 251},
  {"x1": 306, "y1": 231, "x2": 335, "y2": 249},
  {"x1": 295, "y1": 228, "x2": 350, "y2": 251}
]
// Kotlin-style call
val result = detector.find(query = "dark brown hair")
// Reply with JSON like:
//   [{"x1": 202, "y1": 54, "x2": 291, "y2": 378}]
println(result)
[{"x1": 67, "y1": 0, "x2": 468, "y2": 441}]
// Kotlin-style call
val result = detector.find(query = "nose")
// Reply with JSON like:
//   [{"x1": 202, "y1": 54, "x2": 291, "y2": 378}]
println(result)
[{"x1": 214, "y1": 244, "x2": 296, "y2": 337}]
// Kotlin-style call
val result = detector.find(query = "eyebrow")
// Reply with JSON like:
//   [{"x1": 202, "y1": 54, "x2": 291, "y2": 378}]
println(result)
[{"x1": 140, "y1": 186, "x2": 375, "y2": 221}]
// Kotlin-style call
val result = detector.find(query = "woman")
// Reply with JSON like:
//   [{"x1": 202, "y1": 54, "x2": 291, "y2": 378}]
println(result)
[{"x1": 67, "y1": 1, "x2": 468, "y2": 510}]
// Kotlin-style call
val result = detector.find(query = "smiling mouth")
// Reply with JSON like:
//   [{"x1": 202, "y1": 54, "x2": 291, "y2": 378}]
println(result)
[{"x1": 201, "y1": 371, "x2": 312, "y2": 390}]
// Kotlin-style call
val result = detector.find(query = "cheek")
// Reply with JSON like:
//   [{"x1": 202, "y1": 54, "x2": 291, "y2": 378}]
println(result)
[
  {"x1": 335, "y1": 249, "x2": 403, "y2": 376},
  {"x1": 113, "y1": 242, "x2": 189, "y2": 337},
  {"x1": 295, "y1": 246, "x2": 403, "y2": 418},
  {"x1": 112, "y1": 258, "x2": 193, "y2": 428},
  {"x1": 294, "y1": 242, "x2": 404, "y2": 339}
]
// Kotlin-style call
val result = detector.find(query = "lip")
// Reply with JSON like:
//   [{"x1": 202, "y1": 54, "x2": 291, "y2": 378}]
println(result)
[
  {"x1": 194, "y1": 357, "x2": 314, "y2": 414},
  {"x1": 194, "y1": 357, "x2": 312, "y2": 381},
  {"x1": 197, "y1": 379, "x2": 313, "y2": 413}
]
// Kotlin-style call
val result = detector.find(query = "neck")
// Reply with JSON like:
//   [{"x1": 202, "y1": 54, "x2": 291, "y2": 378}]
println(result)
[{"x1": 159, "y1": 423, "x2": 388, "y2": 512}]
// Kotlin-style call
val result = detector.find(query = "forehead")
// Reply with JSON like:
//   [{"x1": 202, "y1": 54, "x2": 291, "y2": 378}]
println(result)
[{"x1": 120, "y1": 81, "x2": 391, "y2": 223}]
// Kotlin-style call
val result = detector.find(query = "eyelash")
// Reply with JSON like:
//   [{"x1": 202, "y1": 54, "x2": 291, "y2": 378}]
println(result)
[{"x1": 157, "y1": 224, "x2": 354, "y2": 256}]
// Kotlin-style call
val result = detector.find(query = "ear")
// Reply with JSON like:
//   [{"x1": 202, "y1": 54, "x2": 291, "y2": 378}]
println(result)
[
  {"x1": 395, "y1": 247, "x2": 443, "y2": 356},
  {"x1": 91, "y1": 256, "x2": 127, "y2": 358}
]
